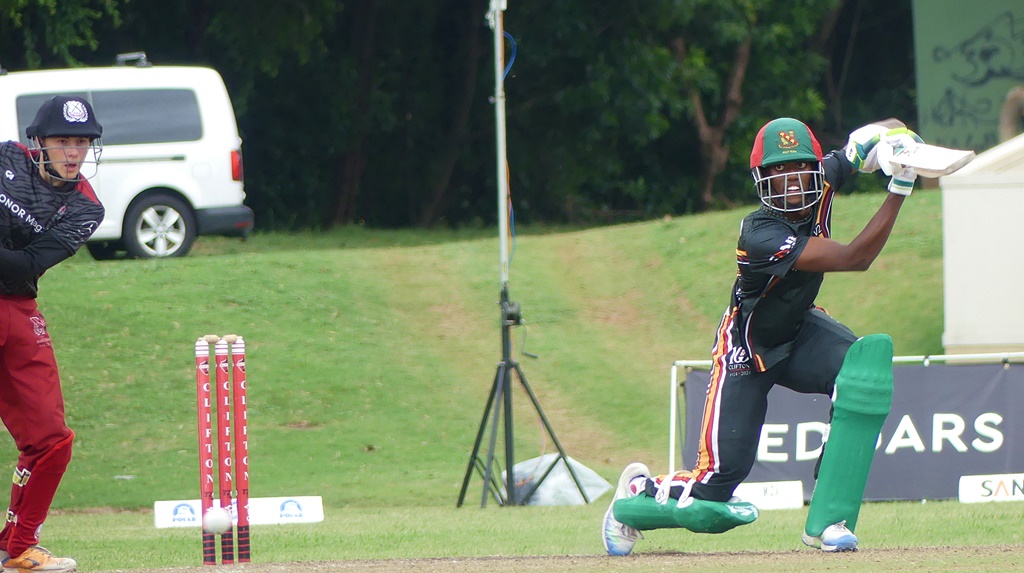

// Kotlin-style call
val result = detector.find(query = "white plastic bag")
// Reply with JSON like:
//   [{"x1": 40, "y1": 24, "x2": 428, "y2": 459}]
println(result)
[{"x1": 500, "y1": 453, "x2": 612, "y2": 506}]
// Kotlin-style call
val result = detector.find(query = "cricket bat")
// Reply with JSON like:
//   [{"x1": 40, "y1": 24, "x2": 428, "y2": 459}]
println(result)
[
  {"x1": 872, "y1": 118, "x2": 977, "y2": 178},
  {"x1": 888, "y1": 145, "x2": 975, "y2": 178}
]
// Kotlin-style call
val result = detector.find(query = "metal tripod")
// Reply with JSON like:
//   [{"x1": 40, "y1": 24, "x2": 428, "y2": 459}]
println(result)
[{"x1": 456, "y1": 285, "x2": 589, "y2": 507}]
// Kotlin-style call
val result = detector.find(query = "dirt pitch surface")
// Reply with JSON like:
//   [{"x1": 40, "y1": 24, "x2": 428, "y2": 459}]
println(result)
[{"x1": 102, "y1": 545, "x2": 1023, "y2": 573}]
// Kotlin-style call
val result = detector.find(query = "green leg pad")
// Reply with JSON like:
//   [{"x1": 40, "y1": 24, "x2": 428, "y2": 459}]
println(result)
[
  {"x1": 805, "y1": 333, "x2": 894, "y2": 536},
  {"x1": 613, "y1": 494, "x2": 758, "y2": 533}
]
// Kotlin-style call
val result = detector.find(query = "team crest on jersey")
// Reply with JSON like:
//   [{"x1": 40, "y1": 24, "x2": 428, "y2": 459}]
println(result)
[
  {"x1": 726, "y1": 346, "x2": 751, "y2": 376},
  {"x1": 4, "y1": 170, "x2": 13, "y2": 181},
  {"x1": 777, "y1": 130, "x2": 799, "y2": 150}
]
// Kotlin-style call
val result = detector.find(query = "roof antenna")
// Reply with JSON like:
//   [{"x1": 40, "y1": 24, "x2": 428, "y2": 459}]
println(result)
[{"x1": 115, "y1": 52, "x2": 150, "y2": 67}]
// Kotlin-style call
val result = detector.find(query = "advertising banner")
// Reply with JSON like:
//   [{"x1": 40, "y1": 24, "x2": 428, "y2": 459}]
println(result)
[
  {"x1": 154, "y1": 496, "x2": 324, "y2": 528},
  {"x1": 681, "y1": 364, "x2": 1024, "y2": 501}
]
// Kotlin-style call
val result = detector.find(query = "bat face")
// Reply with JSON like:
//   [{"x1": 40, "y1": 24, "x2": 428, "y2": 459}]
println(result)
[
  {"x1": 889, "y1": 144, "x2": 976, "y2": 178},
  {"x1": 859, "y1": 118, "x2": 977, "y2": 177}
]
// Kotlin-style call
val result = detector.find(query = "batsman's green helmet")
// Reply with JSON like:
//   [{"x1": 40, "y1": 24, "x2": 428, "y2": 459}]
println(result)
[{"x1": 749, "y1": 117, "x2": 822, "y2": 168}]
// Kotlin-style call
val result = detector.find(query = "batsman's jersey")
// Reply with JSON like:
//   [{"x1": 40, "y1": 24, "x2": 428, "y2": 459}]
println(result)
[
  {"x1": 0, "y1": 141, "x2": 104, "y2": 297},
  {"x1": 718, "y1": 151, "x2": 853, "y2": 372}
]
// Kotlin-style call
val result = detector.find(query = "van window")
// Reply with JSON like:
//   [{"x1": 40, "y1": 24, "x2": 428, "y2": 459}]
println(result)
[{"x1": 16, "y1": 89, "x2": 203, "y2": 145}]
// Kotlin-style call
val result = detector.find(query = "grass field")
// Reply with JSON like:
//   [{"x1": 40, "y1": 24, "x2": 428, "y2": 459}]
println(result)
[{"x1": 2, "y1": 187, "x2": 1019, "y2": 571}]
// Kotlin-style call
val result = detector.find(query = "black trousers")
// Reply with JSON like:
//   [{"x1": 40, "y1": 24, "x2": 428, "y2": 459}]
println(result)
[{"x1": 691, "y1": 308, "x2": 857, "y2": 501}]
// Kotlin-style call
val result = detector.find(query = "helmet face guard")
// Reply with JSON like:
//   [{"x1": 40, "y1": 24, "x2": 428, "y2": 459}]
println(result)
[
  {"x1": 26, "y1": 95, "x2": 104, "y2": 182},
  {"x1": 749, "y1": 118, "x2": 824, "y2": 212},
  {"x1": 751, "y1": 164, "x2": 825, "y2": 212},
  {"x1": 29, "y1": 138, "x2": 103, "y2": 182}
]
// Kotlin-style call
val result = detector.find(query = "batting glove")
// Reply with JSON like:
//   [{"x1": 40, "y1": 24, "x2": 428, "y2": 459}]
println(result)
[
  {"x1": 888, "y1": 165, "x2": 917, "y2": 196},
  {"x1": 876, "y1": 128, "x2": 924, "y2": 177},
  {"x1": 844, "y1": 123, "x2": 890, "y2": 173}
]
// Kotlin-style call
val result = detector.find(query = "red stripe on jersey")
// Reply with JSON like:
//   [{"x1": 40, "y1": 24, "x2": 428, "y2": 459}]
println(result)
[
  {"x1": 694, "y1": 309, "x2": 736, "y2": 482},
  {"x1": 814, "y1": 182, "x2": 835, "y2": 238}
]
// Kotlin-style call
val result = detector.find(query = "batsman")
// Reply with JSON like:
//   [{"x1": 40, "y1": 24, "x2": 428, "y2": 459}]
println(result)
[{"x1": 603, "y1": 118, "x2": 921, "y2": 555}]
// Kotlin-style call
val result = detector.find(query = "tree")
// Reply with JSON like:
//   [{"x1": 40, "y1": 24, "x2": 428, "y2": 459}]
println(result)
[
  {"x1": 669, "y1": 0, "x2": 838, "y2": 210},
  {"x1": 331, "y1": 0, "x2": 378, "y2": 226},
  {"x1": 415, "y1": 0, "x2": 486, "y2": 227},
  {"x1": 814, "y1": 0, "x2": 916, "y2": 141},
  {"x1": 671, "y1": 31, "x2": 749, "y2": 211},
  {"x1": 497, "y1": 0, "x2": 697, "y2": 223},
  {"x1": 0, "y1": 0, "x2": 916, "y2": 229},
  {"x1": 0, "y1": 0, "x2": 122, "y2": 69}
]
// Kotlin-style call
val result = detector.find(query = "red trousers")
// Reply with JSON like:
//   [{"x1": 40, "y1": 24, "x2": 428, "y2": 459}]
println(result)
[{"x1": 0, "y1": 296, "x2": 74, "y2": 557}]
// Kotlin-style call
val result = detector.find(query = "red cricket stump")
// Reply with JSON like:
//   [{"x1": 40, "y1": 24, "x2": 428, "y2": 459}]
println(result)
[
  {"x1": 227, "y1": 335, "x2": 251, "y2": 562},
  {"x1": 194, "y1": 337, "x2": 217, "y2": 565},
  {"x1": 214, "y1": 338, "x2": 235, "y2": 564},
  {"x1": 196, "y1": 334, "x2": 251, "y2": 565}
]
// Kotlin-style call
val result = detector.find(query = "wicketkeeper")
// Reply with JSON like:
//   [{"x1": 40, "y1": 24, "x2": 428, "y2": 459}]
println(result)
[
  {"x1": 0, "y1": 95, "x2": 105, "y2": 573},
  {"x1": 603, "y1": 117, "x2": 921, "y2": 555}
]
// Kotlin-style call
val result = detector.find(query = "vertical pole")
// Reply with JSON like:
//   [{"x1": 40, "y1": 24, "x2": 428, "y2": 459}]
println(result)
[
  {"x1": 214, "y1": 338, "x2": 235, "y2": 564},
  {"x1": 481, "y1": 363, "x2": 507, "y2": 507},
  {"x1": 227, "y1": 335, "x2": 251, "y2": 562},
  {"x1": 195, "y1": 338, "x2": 216, "y2": 565},
  {"x1": 488, "y1": 0, "x2": 517, "y2": 507},
  {"x1": 669, "y1": 364, "x2": 678, "y2": 475},
  {"x1": 500, "y1": 288, "x2": 516, "y2": 504},
  {"x1": 489, "y1": 0, "x2": 510, "y2": 286}
]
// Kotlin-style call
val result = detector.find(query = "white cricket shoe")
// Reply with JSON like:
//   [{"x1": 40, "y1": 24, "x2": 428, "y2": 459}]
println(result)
[
  {"x1": 802, "y1": 520, "x2": 859, "y2": 552},
  {"x1": 602, "y1": 462, "x2": 649, "y2": 556}
]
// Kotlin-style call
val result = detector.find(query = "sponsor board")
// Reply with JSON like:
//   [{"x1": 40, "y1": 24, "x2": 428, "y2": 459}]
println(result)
[
  {"x1": 681, "y1": 363, "x2": 1024, "y2": 501},
  {"x1": 958, "y1": 474, "x2": 1024, "y2": 503},
  {"x1": 733, "y1": 480, "x2": 804, "y2": 510},
  {"x1": 154, "y1": 495, "x2": 324, "y2": 528}
]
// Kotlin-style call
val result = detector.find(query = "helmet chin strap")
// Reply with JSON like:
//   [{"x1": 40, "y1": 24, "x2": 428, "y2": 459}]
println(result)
[
  {"x1": 38, "y1": 149, "x2": 77, "y2": 184},
  {"x1": 44, "y1": 166, "x2": 76, "y2": 184}
]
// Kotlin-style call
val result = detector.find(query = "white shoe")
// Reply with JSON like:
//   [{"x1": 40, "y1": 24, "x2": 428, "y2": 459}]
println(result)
[
  {"x1": 802, "y1": 521, "x2": 858, "y2": 552},
  {"x1": 602, "y1": 462, "x2": 650, "y2": 556}
]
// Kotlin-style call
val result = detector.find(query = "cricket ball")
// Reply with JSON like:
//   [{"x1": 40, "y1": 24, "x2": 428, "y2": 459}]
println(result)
[{"x1": 202, "y1": 506, "x2": 233, "y2": 534}]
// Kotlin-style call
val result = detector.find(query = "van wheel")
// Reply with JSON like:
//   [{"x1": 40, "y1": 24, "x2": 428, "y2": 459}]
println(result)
[
  {"x1": 86, "y1": 241, "x2": 124, "y2": 260},
  {"x1": 123, "y1": 195, "x2": 197, "y2": 258}
]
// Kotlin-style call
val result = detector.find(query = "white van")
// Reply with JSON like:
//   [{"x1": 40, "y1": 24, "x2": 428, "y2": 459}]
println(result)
[{"x1": 0, "y1": 52, "x2": 254, "y2": 259}]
